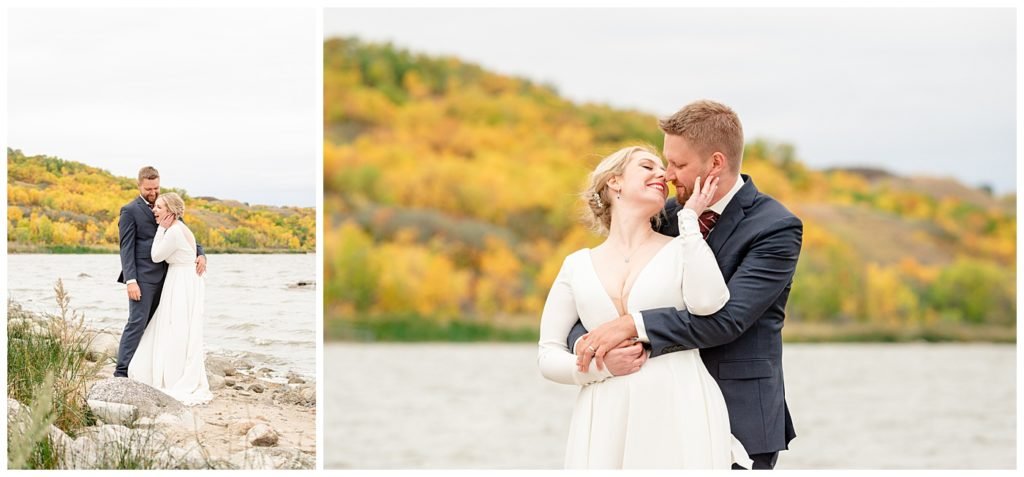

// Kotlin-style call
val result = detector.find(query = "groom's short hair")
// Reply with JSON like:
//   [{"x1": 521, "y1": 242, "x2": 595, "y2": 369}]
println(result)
[
  {"x1": 659, "y1": 100, "x2": 744, "y2": 172},
  {"x1": 138, "y1": 166, "x2": 160, "y2": 183}
]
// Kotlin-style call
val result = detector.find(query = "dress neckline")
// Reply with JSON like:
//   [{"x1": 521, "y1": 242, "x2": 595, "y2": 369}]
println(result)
[{"x1": 585, "y1": 238, "x2": 674, "y2": 316}]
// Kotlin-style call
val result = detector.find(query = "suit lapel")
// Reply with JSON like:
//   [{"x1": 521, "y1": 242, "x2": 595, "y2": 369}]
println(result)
[
  {"x1": 708, "y1": 175, "x2": 756, "y2": 255},
  {"x1": 135, "y1": 196, "x2": 156, "y2": 224}
]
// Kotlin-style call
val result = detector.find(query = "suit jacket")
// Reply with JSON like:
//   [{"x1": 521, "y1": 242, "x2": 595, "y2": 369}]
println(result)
[
  {"x1": 568, "y1": 175, "x2": 802, "y2": 456},
  {"x1": 116, "y1": 196, "x2": 204, "y2": 284}
]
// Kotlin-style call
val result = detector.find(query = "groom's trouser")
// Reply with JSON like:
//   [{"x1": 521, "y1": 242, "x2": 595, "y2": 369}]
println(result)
[
  {"x1": 732, "y1": 452, "x2": 779, "y2": 470},
  {"x1": 114, "y1": 280, "x2": 164, "y2": 377}
]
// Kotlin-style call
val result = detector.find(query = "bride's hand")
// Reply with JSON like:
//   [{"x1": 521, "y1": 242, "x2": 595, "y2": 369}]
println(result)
[
  {"x1": 575, "y1": 315, "x2": 638, "y2": 372},
  {"x1": 159, "y1": 214, "x2": 176, "y2": 229},
  {"x1": 683, "y1": 175, "x2": 720, "y2": 213}
]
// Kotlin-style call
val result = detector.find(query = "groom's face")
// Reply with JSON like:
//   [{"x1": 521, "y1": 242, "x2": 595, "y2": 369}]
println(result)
[
  {"x1": 663, "y1": 134, "x2": 713, "y2": 204},
  {"x1": 139, "y1": 178, "x2": 160, "y2": 204}
]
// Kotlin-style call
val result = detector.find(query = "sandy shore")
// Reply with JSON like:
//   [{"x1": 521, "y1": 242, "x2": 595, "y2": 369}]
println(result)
[
  {"x1": 8, "y1": 298, "x2": 315, "y2": 470},
  {"x1": 83, "y1": 328, "x2": 316, "y2": 468},
  {"x1": 89, "y1": 357, "x2": 316, "y2": 464}
]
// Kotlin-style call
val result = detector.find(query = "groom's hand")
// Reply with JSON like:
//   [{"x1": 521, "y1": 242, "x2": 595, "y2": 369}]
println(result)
[
  {"x1": 605, "y1": 341, "x2": 648, "y2": 376},
  {"x1": 576, "y1": 314, "x2": 638, "y2": 372},
  {"x1": 195, "y1": 255, "x2": 207, "y2": 276},
  {"x1": 127, "y1": 283, "x2": 142, "y2": 301}
]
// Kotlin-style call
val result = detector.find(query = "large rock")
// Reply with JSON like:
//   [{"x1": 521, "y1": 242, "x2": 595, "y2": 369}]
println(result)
[
  {"x1": 87, "y1": 378, "x2": 185, "y2": 418},
  {"x1": 48, "y1": 426, "x2": 73, "y2": 458},
  {"x1": 85, "y1": 377, "x2": 204, "y2": 434},
  {"x1": 86, "y1": 400, "x2": 138, "y2": 425},
  {"x1": 62, "y1": 424, "x2": 174, "y2": 469},
  {"x1": 246, "y1": 423, "x2": 279, "y2": 447},
  {"x1": 85, "y1": 331, "x2": 120, "y2": 362},
  {"x1": 229, "y1": 447, "x2": 314, "y2": 470}
]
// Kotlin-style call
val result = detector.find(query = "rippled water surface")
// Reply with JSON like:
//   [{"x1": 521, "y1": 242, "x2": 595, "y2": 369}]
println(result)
[
  {"x1": 8, "y1": 254, "x2": 316, "y2": 376},
  {"x1": 325, "y1": 343, "x2": 1015, "y2": 469}
]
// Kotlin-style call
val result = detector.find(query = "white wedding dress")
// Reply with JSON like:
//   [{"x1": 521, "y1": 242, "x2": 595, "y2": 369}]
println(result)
[
  {"x1": 538, "y1": 209, "x2": 752, "y2": 469},
  {"x1": 128, "y1": 222, "x2": 212, "y2": 406}
]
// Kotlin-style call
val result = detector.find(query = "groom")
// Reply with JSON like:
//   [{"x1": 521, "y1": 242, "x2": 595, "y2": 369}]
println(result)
[
  {"x1": 114, "y1": 166, "x2": 206, "y2": 378},
  {"x1": 569, "y1": 100, "x2": 802, "y2": 469}
]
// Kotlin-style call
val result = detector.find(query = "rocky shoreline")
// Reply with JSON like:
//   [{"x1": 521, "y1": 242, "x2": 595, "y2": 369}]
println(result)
[{"x1": 8, "y1": 314, "x2": 316, "y2": 469}]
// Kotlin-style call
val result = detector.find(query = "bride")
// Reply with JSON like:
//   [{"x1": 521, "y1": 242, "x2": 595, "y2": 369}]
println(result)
[
  {"x1": 128, "y1": 192, "x2": 212, "y2": 406},
  {"x1": 537, "y1": 145, "x2": 750, "y2": 469}
]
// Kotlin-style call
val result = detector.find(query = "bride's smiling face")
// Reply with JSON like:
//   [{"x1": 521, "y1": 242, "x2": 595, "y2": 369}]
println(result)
[
  {"x1": 153, "y1": 198, "x2": 169, "y2": 221},
  {"x1": 609, "y1": 151, "x2": 668, "y2": 215}
]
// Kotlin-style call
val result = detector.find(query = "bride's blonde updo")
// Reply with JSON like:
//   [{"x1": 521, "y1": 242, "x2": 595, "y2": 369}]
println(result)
[
  {"x1": 581, "y1": 145, "x2": 663, "y2": 235},
  {"x1": 158, "y1": 192, "x2": 185, "y2": 219}
]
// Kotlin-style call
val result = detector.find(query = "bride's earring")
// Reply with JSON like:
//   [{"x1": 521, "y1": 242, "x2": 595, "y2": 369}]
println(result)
[{"x1": 616, "y1": 189, "x2": 622, "y2": 200}]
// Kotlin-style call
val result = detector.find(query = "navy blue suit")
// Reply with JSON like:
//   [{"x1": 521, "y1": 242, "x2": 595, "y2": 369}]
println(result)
[
  {"x1": 114, "y1": 195, "x2": 204, "y2": 377},
  {"x1": 568, "y1": 175, "x2": 802, "y2": 465}
]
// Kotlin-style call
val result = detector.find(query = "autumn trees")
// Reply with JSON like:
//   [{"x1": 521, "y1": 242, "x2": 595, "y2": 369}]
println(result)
[
  {"x1": 7, "y1": 149, "x2": 314, "y2": 253},
  {"x1": 319, "y1": 37, "x2": 1015, "y2": 340}
]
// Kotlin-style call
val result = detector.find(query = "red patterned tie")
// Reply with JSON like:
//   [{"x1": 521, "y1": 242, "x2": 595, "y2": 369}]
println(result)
[{"x1": 698, "y1": 210, "x2": 720, "y2": 240}]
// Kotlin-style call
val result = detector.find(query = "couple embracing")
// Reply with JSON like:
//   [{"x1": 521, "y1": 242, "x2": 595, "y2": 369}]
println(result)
[
  {"x1": 538, "y1": 100, "x2": 802, "y2": 469},
  {"x1": 114, "y1": 166, "x2": 212, "y2": 406}
]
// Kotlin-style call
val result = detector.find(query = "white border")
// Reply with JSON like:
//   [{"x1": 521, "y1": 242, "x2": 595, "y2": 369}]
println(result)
[
  {"x1": 314, "y1": 5, "x2": 326, "y2": 472},
  {"x1": 2, "y1": 0, "x2": 1022, "y2": 474}
]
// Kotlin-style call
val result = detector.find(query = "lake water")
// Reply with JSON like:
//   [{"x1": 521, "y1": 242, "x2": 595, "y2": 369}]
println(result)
[
  {"x1": 324, "y1": 343, "x2": 1016, "y2": 469},
  {"x1": 7, "y1": 254, "x2": 316, "y2": 377}
]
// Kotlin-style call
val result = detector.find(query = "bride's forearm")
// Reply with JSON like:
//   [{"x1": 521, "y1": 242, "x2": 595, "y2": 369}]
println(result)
[{"x1": 678, "y1": 209, "x2": 729, "y2": 315}]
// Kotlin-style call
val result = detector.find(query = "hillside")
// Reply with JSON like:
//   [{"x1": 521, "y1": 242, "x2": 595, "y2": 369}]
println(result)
[
  {"x1": 7, "y1": 149, "x2": 315, "y2": 253},
  {"x1": 324, "y1": 37, "x2": 1015, "y2": 341}
]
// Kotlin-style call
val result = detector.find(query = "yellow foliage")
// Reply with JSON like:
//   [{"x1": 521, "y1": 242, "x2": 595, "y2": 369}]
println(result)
[
  {"x1": 898, "y1": 257, "x2": 939, "y2": 284},
  {"x1": 8, "y1": 206, "x2": 23, "y2": 222},
  {"x1": 103, "y1": 220, "x2": 120, "y2": 244},
  {"x1": 474, "y1": 236, "x2": 524, "y2": 315},
  {"x1": 371, "y1": 242, "x2": 470, "y2": 316},
  {"x1": 863, "y1": 262, "x2": 920, "y2": 326}
]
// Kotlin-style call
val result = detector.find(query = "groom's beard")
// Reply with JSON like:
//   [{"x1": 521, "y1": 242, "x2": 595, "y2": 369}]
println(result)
[
  {"x1": 675, "y1": 187, "x2": 690, "y2": 204},
  {"x1": 674, "y1": 181, "x2": 696, "y2": 204},
  {"x1": 674, "y1": 168, "x2": 713, "y2": 205}
]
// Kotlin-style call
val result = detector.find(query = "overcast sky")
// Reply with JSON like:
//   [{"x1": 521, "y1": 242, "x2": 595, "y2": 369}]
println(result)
[
  {"x1": 8, "y1": 8, "x2": 318, "y2": 207},
  {"x1": 325, "y1": 8, "x2": 1017, "y2": 194}
]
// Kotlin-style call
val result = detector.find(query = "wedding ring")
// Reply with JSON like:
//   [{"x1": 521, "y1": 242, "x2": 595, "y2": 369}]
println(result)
[{"x1": 587, "y1": 345, "x2": 597, "y2": 354}]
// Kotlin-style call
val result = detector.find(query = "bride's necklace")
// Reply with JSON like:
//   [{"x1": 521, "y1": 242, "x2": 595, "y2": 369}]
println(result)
[{"x1": 617, "y1": 231, "x2": 655, "y2": 264}]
